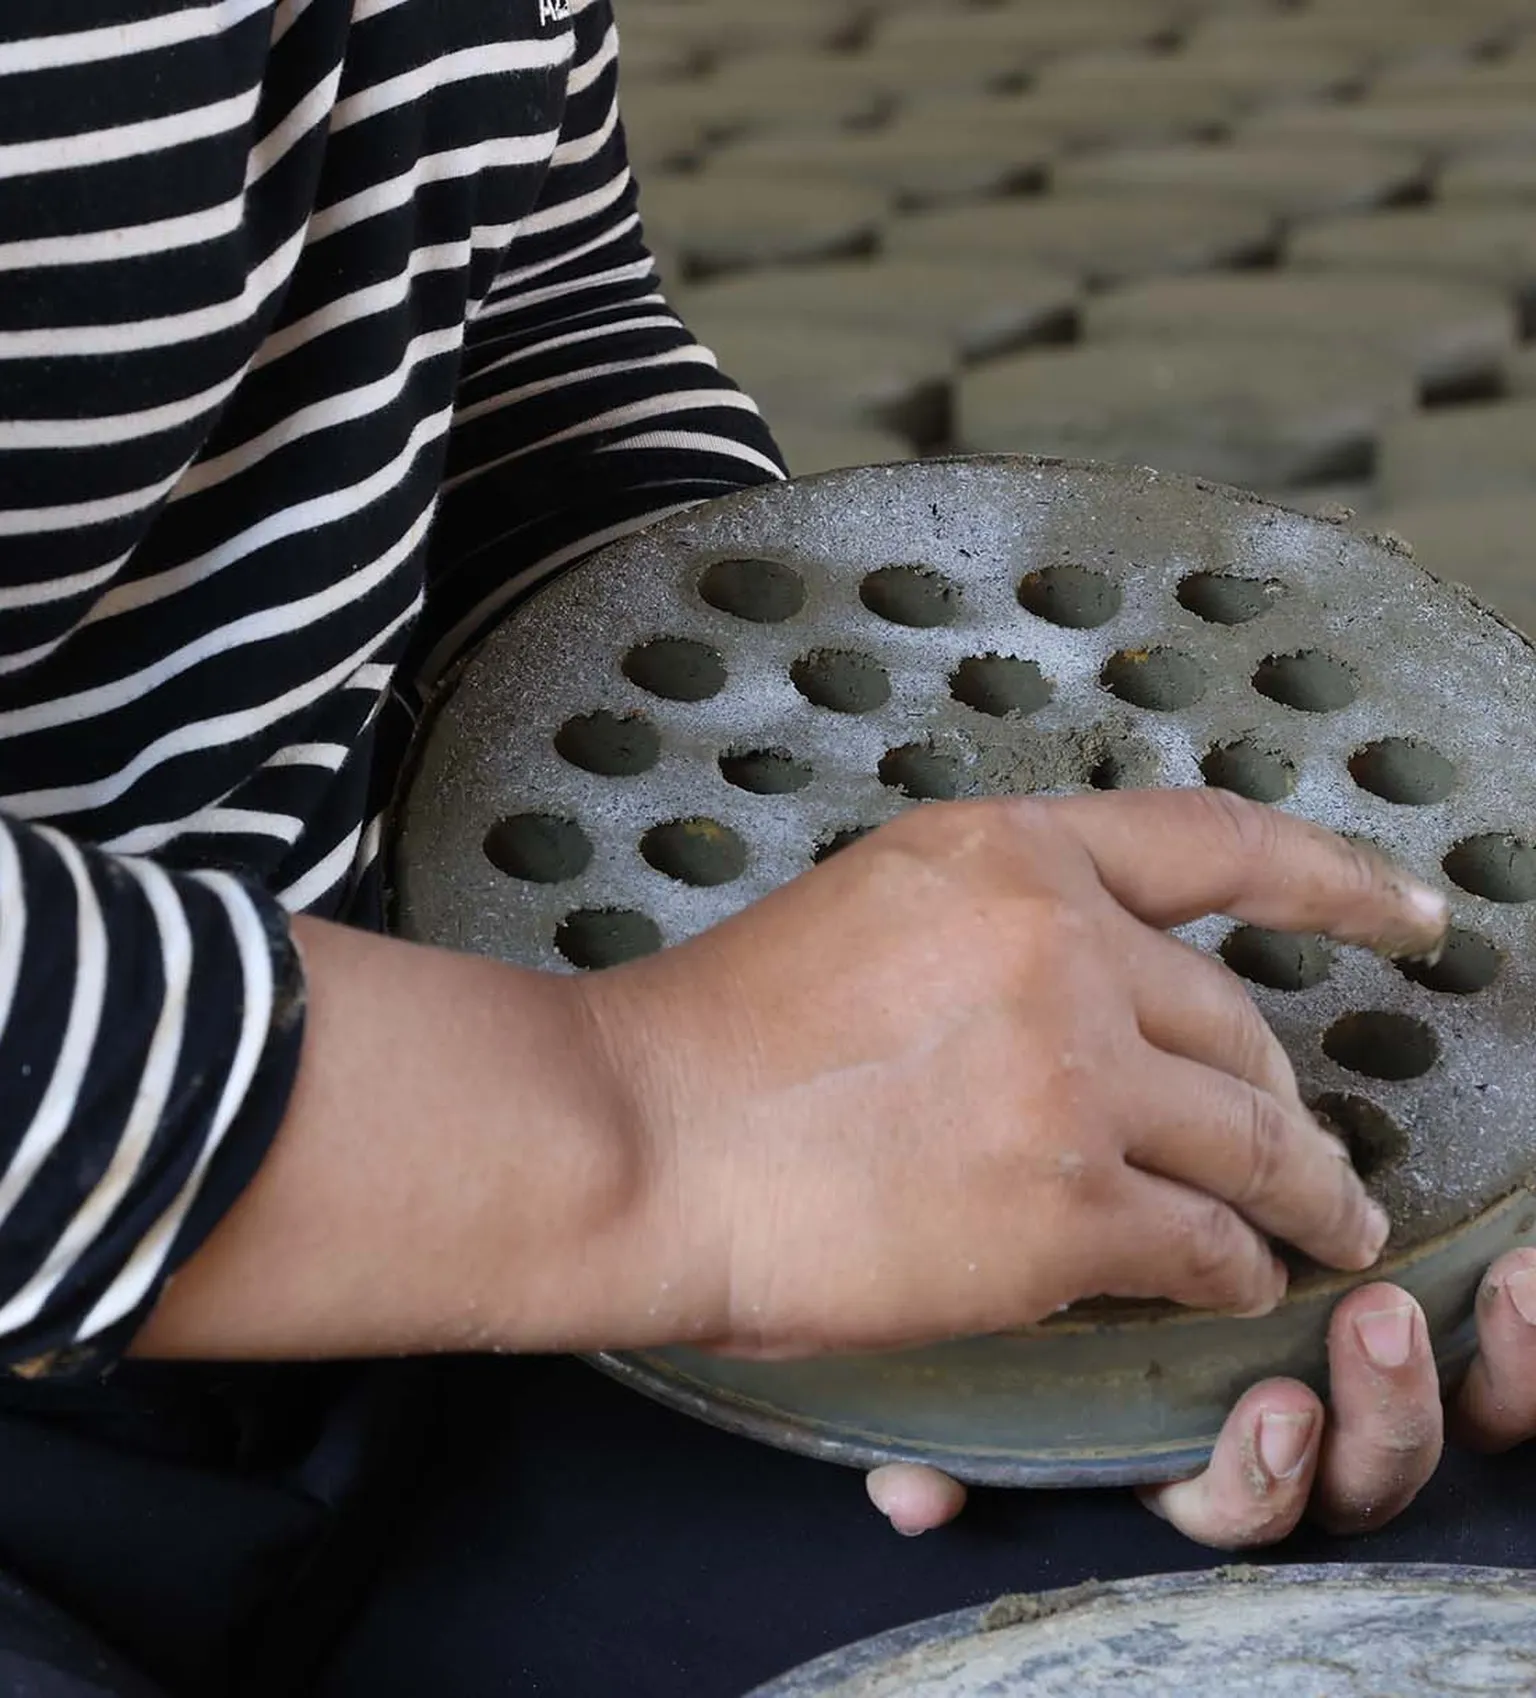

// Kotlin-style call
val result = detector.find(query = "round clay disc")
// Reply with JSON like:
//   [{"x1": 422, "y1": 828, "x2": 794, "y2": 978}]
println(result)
[
  {"x1": 391, "y1": 457, "x2": 1536, "y2": 1485},
  {"x1": 746, "y1": 1566, "x2": 1536, "y2": 1697}
]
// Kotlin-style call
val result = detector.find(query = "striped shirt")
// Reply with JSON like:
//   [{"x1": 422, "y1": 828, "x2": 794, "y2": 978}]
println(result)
[{"x1": 0, "y1": 0, "x2": 784, "y2": 1379}]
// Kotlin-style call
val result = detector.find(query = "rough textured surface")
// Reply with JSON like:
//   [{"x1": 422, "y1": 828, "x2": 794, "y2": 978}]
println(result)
[
  {"x1": 884, "y1": 195, "x2": 1276, "y2": 286},
  {"x1": 394, "y1": 458, "x2": 1536, "y2": 1485},
  {"x1": 1242, "y1": 98, "x2": 1536, "y2": 160},
  {"x1": 957, "y1": 342, "x2": 1414, "y2": 487},
  {"x1": 1376, "y1": 398, "x2": 1536, "y2": 503},
  {"x1": 1081, "y1": 273, "x2": 1518, "y2": 401},
  {"x1": 749, "y1": 1567, "x2": 1536, "y2": 1697},
  {"x1": 678, "y1": 259, "x2": 1078, "y2": 365}
]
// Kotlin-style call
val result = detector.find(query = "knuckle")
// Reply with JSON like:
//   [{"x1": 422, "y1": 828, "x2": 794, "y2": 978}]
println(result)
[
  {"x1": 1196, "y1": 786, "x2": 1285, "y2": 869},
  {"x1": 1234, "y1": 1089, "x2": 1290, "y2": 1210},
  {"x1": 1179, "y1": 1197, "x2": 1255, "y2": 1300}
]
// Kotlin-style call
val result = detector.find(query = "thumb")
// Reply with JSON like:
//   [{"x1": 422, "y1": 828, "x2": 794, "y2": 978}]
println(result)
[{"x1": 866, "y1": 1464, "x2": 968, "y2": 1536}]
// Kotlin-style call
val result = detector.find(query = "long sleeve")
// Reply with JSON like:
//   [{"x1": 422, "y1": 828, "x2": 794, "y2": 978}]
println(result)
[
  {"x1": 0, "y1": 816, "x2": 304, "y2": 1380},
  {"x1": 407, "y1": 0, "x2": 789, "y2": 691}
]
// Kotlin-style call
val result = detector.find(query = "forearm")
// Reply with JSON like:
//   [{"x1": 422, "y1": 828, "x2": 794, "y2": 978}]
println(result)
[{"x1": 133, "y1": 917, "x2": 663, "y2": 1361}]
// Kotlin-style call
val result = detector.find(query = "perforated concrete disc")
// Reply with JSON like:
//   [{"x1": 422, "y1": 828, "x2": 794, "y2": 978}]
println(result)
[
  {"x1": 747, "y1": 1567, "x2": 1536, "y2": 1698},
  {"x1": 393, "y1": 458, "x2": 1536, "y2": 1485}
]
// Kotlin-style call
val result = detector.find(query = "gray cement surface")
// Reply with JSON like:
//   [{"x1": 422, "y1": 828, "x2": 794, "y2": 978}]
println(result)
[{"x1": 1375, "y1": 398, "x2": 1536, "y2": 504}]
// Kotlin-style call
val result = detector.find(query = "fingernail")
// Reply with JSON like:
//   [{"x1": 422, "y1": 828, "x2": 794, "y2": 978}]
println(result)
[
  {"x1": 1355, "y1": 1302, "x2": 1416, "y2": 1369},
  {"x1": 1506, "y1": 1268, "x2": 1536, "y2": 1328},
  {"x1": 1259, "y1": 1411, "x2": 1315, "y2": 1483},
  {"x1": 1405, "y1": 882, "x2": 1449, "y2": 930}
]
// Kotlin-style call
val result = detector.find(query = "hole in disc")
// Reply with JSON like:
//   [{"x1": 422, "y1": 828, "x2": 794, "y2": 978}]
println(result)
[
  {"x1": 814, "y1": 827, "x2": 872, "y2": 864},
  {"x1": 640, "y1": 818, "x2": 747, "y2": 886},
  {"x1": 1202, "y1": 740, "x2": 1296, "y2": 803},
  {"x1": 1101, "y1": 648, "x2": 1206, "y2": 711},
  {"x1": 1312, "y1": 1093, "x2": 1409, "y2": 1181},
  {"x1": 554, "y1": 711, "x2": 661, "y2": 777},
  {"x1": 950, "y1": 654, "x2": 1052, "y2": 717},
  {"x1": 555, "y1": 909, "x2": 662, "y2": 970},
  {"x1": 1323, "y1": 1011, "x2": 1439, "y2": 1082},
  {"x1": 1177, "y1": 573, "x2": 1279, "y2": 625},
  {"x1": 791, "y1": 649, "x2": 891, "y2": 714},
  {"x1": 879, "y1": 743, "x2": 963, "y2": 800},
  {"x1": 1221, "y1": 926, "x2": 1332, "y2": 991},
  {"x1": 1349, "y1": 738, "x2": 1456, "y2": 805},
  {"x1": 1253, "y1": 651, "x2": 1357, "y2": 713},
  {"x1": 1444, "y1": 834, "x2": 1536, "y2": 903},
  {"x1": 1398, "y1": 928, "x2": 1503, "y2": 996},
  {"x1": 623, "y1": 638, "x2": 726, "y2": 702},
  {"x1": 719, "y1": 748, "x2": 813, "y2": 795},
  {"x1": 860, "y1": 565, "x2": 960, "y2": 628},
  {"x1": 1018, "y1": 565, "x2": 1121, "y2": 630},
  {"x1": 698, "y1": 557, "x2": 806, "y2": 624},
  {"x1": 483, "y1": 814, "x2": 592, "y2": 884}
]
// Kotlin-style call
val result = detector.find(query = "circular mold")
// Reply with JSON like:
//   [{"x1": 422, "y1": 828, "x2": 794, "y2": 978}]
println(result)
[
  {"x1": 1176, "y1": 571, "x2": 1280, "y2": 625},
  {"x1": 394, "y1": 458, "x2": 1536, "y2": 1488},
  {"x1": 746, "y1": 1568, "x2": 1536, "y2": 1698},
  {"x1": 720, "y1": 748, "x2": 814, "y2": 795},
  {"x1": 1201, "y1": 739, "x2": 1295, "y2": 803},
  {"x1": 950, "y1": 654, "x2": 1051, "y2": 717},
  {"x1": 699, "y1": 556, "x2": 806, "y2": 624},
  {"x1": 1017, "y1": 564, "x2": 1122, "y2": 629},
  {"x1": 1101, "y1": 647, "x2": 1206, "y2": 711},
  {"x1": 860, "y1": 564, "x2": 959, "y2": 628},
  {"x1": 554, "y1": 711, "x2": 660, "y2": 777},
  {"x1": 1253, "y1": 650, "x2": 1358, "y2": 712},
  {"x1": 792, "y1": 648, "x2": 890, "y2": 714},
  {"x1": 483, "y1": 813, "x2": 592, "y2": 884},
  {"x1": 1221, "y1": 926, "x2": 1332, "y2": 992},
  {"x1": 641, "y1": 818, "x2": 747, "y2": 887},
  {"x1": 1349, "y1": 737, "x2": 1456, "y2": 805}
]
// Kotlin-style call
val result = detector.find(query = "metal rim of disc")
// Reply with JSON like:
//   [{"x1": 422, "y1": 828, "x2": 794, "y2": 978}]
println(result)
[
  {"x1": 743, "y1": 1565, "x2": 1536, "y2": 1697},
  {"x1": 393, "y1": 456, "x2": 1536, "y2": 1486}
]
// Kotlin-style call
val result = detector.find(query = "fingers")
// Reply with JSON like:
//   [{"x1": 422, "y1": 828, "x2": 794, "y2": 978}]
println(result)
[
  {"x1": 1140, "y1": 1380, "x2": 1324, "y2": 1549},
  {"x1": 1451, "y1": 1250, "x2": 1536, "y2": 1453},
  {"x1": 1125, "y1": 923, "x2": 1304, "y2": 1112},
  {"x1": 1127, "y1": 1050, "x2": 1389, "y2": 1274},
  {"x1": 1099, "y1": 1169, "x2": 1288, "y2": 1316},
  {"x1": 1311, "y1": 1286, "x2": 1443, "y2": 1535},
  {"x1": 866, "y1": 1465, "x2": 968, "y2": 1536},
  {"x1": 1038, "y1": 790, "x2": 1448, "y2": 958}
]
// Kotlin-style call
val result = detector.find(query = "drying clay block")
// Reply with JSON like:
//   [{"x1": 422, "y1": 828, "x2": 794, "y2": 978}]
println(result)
[
  {"x1": 1240, "y1": 99, "x2": 1536, "y2": 162},
  {"x1": 686, "y1": 313, "x2": 954, "y2": 445},
  {"x1": 1082, "y1": 273, "x2": 1518, "y2": 402},
  {"x1": 884, "y1": 195, "x2": 1275, "y2": 288},
  {"x1": 1375, "y1": 398, "x2": 1536, "y2": 506},
  {"x1": 639, "y1": 177, "x2": 887, "y2": 278},
  {"x1": 1509, "y1": 343, "x2": 1536, "y2": 397},
  {"x1": 1288, "y1": 206, "x2": 1536, "y2": 334},
  {"x1": 709, "y1": 121, "x2": 1054, "y2": 212},
  {"x1": 1369, "y1": 492, "x2": 1536, "y2": 638},
  {"x1": 769, "y1": 420, "x2": 914, "y2": 477},
  {"x1": 1053, "y1": 141, "x2": 1424, "y2": 224},
  {"x1": 1188, "y1": 7, "x2": 1512, "y2": 59},
  {"x1": 1438, "y1": 151, "x2": 1536, "y2": 205},
  {"x1": 869, "y1": 1, "x2": 1189, "y2": 67},
  {"x1": 676, "y1": 257, "x2": 1079, "y2": 365},
  {"x1": 956, "y1": 339, "x2": 1415, "y2": 489},
  {"x1": 1031, "y1": 44, "x2": 1367, "y2": 111}
]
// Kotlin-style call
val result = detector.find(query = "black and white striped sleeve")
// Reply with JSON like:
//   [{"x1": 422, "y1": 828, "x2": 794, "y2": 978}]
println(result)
[
  {"x1": 408, "y1": 0, "x2": 788, "y2": 690},
  {"x1": 0, "y1": 818, "x2": 304, "y2": 1379}
]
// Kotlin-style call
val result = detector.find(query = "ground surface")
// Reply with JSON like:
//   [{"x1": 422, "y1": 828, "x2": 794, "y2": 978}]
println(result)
[{"x1": 617, "y1": 0, "x2": 1536, "y2": 631}]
